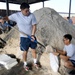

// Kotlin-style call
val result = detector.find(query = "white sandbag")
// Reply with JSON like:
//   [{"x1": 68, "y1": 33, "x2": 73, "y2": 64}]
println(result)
[
  {"x1": 49, "y1": 53, "x2": 59, "y2": 72},
  {"x1": 0, "y1": 54, "x2": 18, "y2": 70}
]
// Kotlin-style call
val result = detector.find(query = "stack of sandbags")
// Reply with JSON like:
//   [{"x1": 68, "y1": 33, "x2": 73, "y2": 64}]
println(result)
[{"x1": 0, "y1": 54, "x2": 18, "y2": 70}]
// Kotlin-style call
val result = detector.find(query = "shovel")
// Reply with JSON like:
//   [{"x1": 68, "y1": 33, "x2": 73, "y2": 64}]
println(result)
[{"x1": 5, "y1": 23, "x2": 46, "y2": 48}]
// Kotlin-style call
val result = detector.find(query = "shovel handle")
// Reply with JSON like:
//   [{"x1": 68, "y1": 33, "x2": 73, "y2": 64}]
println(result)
[
  {"x1": 28, "y1": 35, "x2": 46, "y2": 48},
  {"x1": 27, "y1": 35, "x2": 37, "y2": 43}
]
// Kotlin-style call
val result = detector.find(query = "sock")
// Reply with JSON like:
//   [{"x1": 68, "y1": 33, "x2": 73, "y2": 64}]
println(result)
[
  {"x1": 24, "y1": 61, "x2": 27, "y2": 66},
  {"x1": 33, "y1": 59, "x2": 37, "y2": 64}
]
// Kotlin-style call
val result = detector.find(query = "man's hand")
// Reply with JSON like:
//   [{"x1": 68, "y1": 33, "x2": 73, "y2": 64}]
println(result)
[
  {"x1": 51, "y1": 46, "x2": 58, "y2": 52},
  {"x1": 3, "y1": 16, "x2": 9, "y2": 21},
  {"x1": 31, "y1": 35, "x2": 36, "y2": 42},
  {"x1": 53, "y1": 52, "x2": 59, "y2": 56}
]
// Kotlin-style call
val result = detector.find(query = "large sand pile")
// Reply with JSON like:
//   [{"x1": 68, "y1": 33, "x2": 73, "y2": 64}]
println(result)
[
  {"x1": 34, "y1": 8, "x2": 75, "y2": 49},
  {"x1": 0, "y1": 27, "x2": 20, "y2": 57},
  {"x1": 34, "y1": 8, "x2": 75, "y2": 75},
  {"x1": 0, "y1": 7, "x2": 75, "y2": 75}
]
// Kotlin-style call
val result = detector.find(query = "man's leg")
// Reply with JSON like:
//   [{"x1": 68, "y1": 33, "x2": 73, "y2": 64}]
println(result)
[
  {"x1": 31, "y1": 48, "x2": 40, "y2": 69},
  {"x1": 31, "y1": 49, "x2": 37, "y2": 64},
  {"x1": 23, "y1": 51, "x2": 30, "y2": 71},
  {"x1": 64, "y1": 61, "x2": 75, "y2": 70},
  {"x1": 20, "y1": 37, "x2": 30, "y2": 71},
  {"x1": 23, "y1": 51, "x2": 28, "y2": 66}
]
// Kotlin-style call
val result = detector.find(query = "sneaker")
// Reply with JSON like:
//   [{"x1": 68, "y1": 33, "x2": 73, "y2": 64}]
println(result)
[
  {"x1": 34, "y1": 63, "x2": 39, "y2": 69},
  {"x1": 24, "y1": 65, "x2": 29, "y2": 71}
]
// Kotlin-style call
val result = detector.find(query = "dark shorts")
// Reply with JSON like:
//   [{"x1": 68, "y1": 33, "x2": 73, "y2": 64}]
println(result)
[
  {"x1": 70, "y1": 60, "x2": 75, "y2": 67},
  {"x1": 20, "y1": 37, "x2": 37, "y2": 51}
]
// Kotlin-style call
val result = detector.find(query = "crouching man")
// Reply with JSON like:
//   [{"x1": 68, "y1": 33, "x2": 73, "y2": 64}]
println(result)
[{"x1": 53, "y1": 34, "x2": 75, "y2": 71}]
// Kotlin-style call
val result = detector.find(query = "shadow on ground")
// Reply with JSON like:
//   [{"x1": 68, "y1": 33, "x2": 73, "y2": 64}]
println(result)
[{"x1": 0, "y1": 61, "x2": 46, "y2": 75}]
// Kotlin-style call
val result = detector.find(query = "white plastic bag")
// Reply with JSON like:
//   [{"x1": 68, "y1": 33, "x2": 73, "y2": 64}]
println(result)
[{"x1": 49, "y1": 53, "x2": 59, "y2": 72}]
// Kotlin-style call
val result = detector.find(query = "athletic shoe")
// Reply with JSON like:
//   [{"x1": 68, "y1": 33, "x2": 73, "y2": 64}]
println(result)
[
  {"x1": 34, "y1": 63, "x2": 39, "y2": 69},
  {"x1": 24, "y1": 65, "x2": 29, "y2": 71}
]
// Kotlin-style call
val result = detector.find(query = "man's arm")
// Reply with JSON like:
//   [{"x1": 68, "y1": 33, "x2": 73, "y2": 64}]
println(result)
[
  {"x1": 3, "y1": 13, "x2": 17, "y2": 23},
  {"x1": 31, "y1": 13, "x2": 37, "y2": 39},
  {"x1": 3, "y1": 16, "x2": 16, "y2": 26},
  {"x1": 56, "y1": 49, "x2": 66, "y2": 55},
  {"x1": 3, "y1": 16, "x2": 9, "y2": 21},
  {"x1": 53, "y1": 52, "x2": 70, "y2": 61},
  {"x1": 31, "y1": 24, "x2": 37, "y2": 41},
  {"x1": 52, "y1": 46, "x2": 66, "y2": 55},
  {"x1": 31, "y1": 24, "x2": 37, "y2": 35}
]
